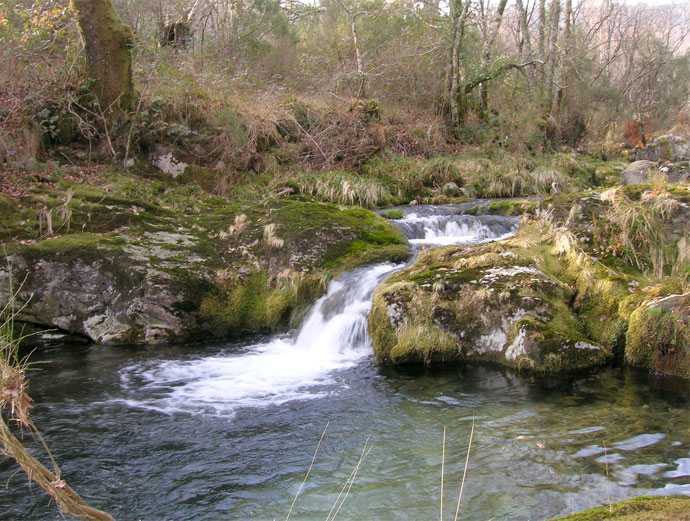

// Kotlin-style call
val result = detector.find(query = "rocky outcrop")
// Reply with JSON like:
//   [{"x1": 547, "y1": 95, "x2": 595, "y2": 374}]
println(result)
[
  {"x1": 0, "y1": 234, "x2": 214, "y2": 344},
  {"x1": 370, "y1": 186, "x2": 690, "y2": 377},
  {"x1": 370, "y1": 242, "x2": 610, "y2": 372},
  {"x1": 634, "y1": 134, "x2": 690, "y2": 162},
  {"x1": 1, "y1": 190, "x2": 409, "y2": 344}
]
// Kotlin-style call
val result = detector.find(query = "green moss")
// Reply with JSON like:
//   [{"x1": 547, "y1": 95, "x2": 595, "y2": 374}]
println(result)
[
  {"x1": 272, "y1": 199, "x2": 409, "y2": 272},
  {"x1": 176, "y1": 166, "x2": 221, "y2": 192},
  {"x1": 546, "y1": 496, "x2": 690, "y2": 521},
  {"x1": 380, "y1": 209, "x2": 404, "y2": 220},
  {"x1": 466, "y1": 199, "x2": 536, "y2": 216},
  {"x1": 369, "y1": 291, "x2": 400, "y2": 363},
  {"x1": 0, "y1": 193, "x2": 18, "y2": 215},
  {"x1": 199, "y1": 271, "x2": 270, "y2": 335},
  {"x1": 626, "y1": 296, "x2": 689, "y2": 378},
  {"x1": 7, "y1": 233, "x2": 117, "y2": 259}
]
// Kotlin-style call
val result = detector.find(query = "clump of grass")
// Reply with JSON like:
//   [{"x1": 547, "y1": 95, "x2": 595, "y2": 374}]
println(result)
[
  {"x1": 486, "y1": 170, "x2": 525, "y2": 198},
  {"x1": 380, "y1": 209, "x2": 403, "y2": 220},
  {"x1": 553, "y1": 229, "x2": 577, "y2": 256},
  {"x1": 606, "y1": 197, "x2": 664, "y2": 271},
  {"x1": 421, "y1": 157, "x2": 463, "y2": 186},
  {"x1": 296, "y1": 170, "x2": 390, "y2": 208},
  {"x1": 528, "y1": 167, "x2": 568, "y2": 194},
  {"x1": 219, "y1": 214, "x2": 250, "y2": 240},
  {"x1": 263, "y1": 223, "x2": 284, "y2": 248},
  {"x1": 229, "y1": 213, "x2": 249, "y2": 236}
]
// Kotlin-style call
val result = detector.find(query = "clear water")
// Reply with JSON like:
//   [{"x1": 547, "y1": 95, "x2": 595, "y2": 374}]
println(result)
[{"x1": 1, "y1": 208, "x2": 688, "y2": 521}]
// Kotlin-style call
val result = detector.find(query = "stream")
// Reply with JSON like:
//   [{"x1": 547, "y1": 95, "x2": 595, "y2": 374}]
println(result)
[{"x1": 1, "y1": 205, "x2": 688, "y2": 521}]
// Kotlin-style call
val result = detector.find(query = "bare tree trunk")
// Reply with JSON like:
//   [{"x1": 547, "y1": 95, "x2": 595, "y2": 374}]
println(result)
[
  {"x1": 552, "y1": 0, "x2": 572, "y2": 117},
  {"x1": 350, "y1": 10, "x2": 365, "y2": 97},
  {"x1": 71, "y1": 0, "x2": 135, "y2": 112},
  {"x1": 448, "y1": 0, "x2": 472, "y2": 131},
  {"x1": 538, "y1": 0, "x2": 547, "y2": 89},
  {"x1": 479, "y1": 0, "x2": 509, "y2": 113},
  {"x1": 546, "y1": 0, "x2": 561, "y2": 110},
  {"x1": 337, "y1": 0, "x2": 367, "y2": 98},
  {"x1": 517, "y1": 0, "x2": 537, "y2": 101}
]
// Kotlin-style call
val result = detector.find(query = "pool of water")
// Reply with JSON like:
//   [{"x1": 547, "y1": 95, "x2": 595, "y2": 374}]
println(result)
[{"x1": 1, "y1": 340, "x2": 688, "y2": 521}]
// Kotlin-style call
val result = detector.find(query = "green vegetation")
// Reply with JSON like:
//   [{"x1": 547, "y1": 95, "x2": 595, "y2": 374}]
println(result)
[
  {"x1": 547, "y1": 496, "x2": 690, "y2": 521},
  {"x1": 380, "y1": 209, "x2": 404, "y2": 220}
]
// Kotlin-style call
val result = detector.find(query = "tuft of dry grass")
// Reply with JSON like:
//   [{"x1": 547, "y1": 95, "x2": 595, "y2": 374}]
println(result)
[
  {"x1": 263, "y1": 223, "x2": 284, "y2": 249},
  {"x1": 229, "y1": 213, "x2": 249, "y2": 237}
]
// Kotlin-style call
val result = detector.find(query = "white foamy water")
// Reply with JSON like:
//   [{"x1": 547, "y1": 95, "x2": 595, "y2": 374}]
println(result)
[
  {"x1": 120, "y1": 262, "x2": 401, "y2": 416},
  {"x1": 119, "y1": 207, "x2": 518, "y2": 416},
  {"x1": 395, "y1": 211, "x2": 518, "y2": 246}
]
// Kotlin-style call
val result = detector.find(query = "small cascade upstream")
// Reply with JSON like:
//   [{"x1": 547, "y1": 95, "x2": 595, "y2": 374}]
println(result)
[
  {"x1": 393, "y1": 205, "x2": 518, "y2": 246},
  {"x1": 120, "y1": 206, "x2": 519, "y2": 416}
]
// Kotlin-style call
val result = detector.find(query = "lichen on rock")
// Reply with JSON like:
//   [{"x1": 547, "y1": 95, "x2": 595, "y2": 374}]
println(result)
[
  {"x1": 370, "y1": 239, "x2": 611, "y2": 373},
  {"x1": 0, "y1": 184, "x2": 409, "y2": 344}
]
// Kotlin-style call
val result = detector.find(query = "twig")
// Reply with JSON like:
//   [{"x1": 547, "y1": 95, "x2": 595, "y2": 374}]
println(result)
[
  {"x1": 285, "y1": 422, "x2": 329, "y2": 521},
  {"x1": 603, "y1": 441, "x2": 612, "y2": 513},
  {"x1": 284, "y1": 112, "x2": 331, "y2": 166},
  {"x1": 454, "y1": 418, "x2": 475, "y2": 521},
  {"x1": 0, "y1": 416, "x2": 115, "y2": 521},
  {"x1": 326, "y1": 436, "x2": 372, "y2": 521},
  {"x1": 441, "y1": 426, "x2": 446, "y2": 521}
]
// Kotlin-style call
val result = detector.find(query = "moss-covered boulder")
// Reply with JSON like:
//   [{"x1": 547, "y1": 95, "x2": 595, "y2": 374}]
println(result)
[
  {"x1": 370, "y1": 184, "x2": 690, "y2": 376},
  {"x1": 634, "y1": 134, "x2": 690, "y2": 162},
  {"x1": 546, "y1": 495, "x2": 690, "y2": 521},
  {"x1": 625, "y1": 293, "x2": 690, "y2": 379},
  {"x1": 0, "y1": 183, "x2": 409, "y2": 344},
  {"x1": 370, "y1": 240, "x2": 610, "y2": 372},
  {"x1": 0, "y1": 232, "x2": 214, "y2": 343}
]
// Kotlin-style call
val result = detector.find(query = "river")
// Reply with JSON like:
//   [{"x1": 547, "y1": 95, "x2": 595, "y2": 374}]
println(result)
[{"x1": 1, "y1": 205, "x2": 688, "y2": 520}]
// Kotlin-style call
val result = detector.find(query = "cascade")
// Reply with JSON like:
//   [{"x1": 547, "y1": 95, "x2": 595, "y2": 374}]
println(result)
[{"x1": 121, "y1": 207, "x2": 519, "y2": 416}]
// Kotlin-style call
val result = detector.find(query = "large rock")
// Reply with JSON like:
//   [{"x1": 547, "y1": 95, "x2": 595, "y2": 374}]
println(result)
[
  {"x1": 0, "y1": 233, "x2": 214, "y2": 344},
  {"x1": 622, "y1": 160, "x2": 657, "y2": 185},
  {"x1": 635, "y1": 134, "x2": 690, "y2": 162},
  {"x1": 0, "y1": 190, "x2": 409, "y2": 344},
  {"x1": 369, "y1": 242, "x2": 610, "y2": 373}
]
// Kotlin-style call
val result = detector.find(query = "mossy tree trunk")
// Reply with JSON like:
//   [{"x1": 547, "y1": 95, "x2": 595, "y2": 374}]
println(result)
[{"x1": 71, "y1": 0, "x2": 135, "y2": 112}]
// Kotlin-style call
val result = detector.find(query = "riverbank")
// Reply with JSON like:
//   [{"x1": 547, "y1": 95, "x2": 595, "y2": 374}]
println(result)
[{"x1": 1, "y1": 146, "x2": 689, "y2": 379}]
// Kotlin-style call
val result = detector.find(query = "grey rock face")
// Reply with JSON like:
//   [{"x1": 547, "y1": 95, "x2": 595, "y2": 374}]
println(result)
[
  {"x1": 634, "y1": 134, "x2": 690, "y2": 162},
  {"x1": 0, "y1": 238, "x2": 213, "y2": 344},
  {"x1": 622, "y1": 160, "x2": 657, "y2": 185}
]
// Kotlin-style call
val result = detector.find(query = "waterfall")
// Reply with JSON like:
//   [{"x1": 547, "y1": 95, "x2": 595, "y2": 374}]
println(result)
[{"x1": 120, "y1": 207, "x2": 519, "y2": 416}]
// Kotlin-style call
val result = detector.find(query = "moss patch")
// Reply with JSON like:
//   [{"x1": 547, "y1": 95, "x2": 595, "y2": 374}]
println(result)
[
  {"x1": 547, "y1": 496, "x2": 690, "y2": 521},
  {"x1": 625, "y1": 293, "x2": 690, "y2": 378}
]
